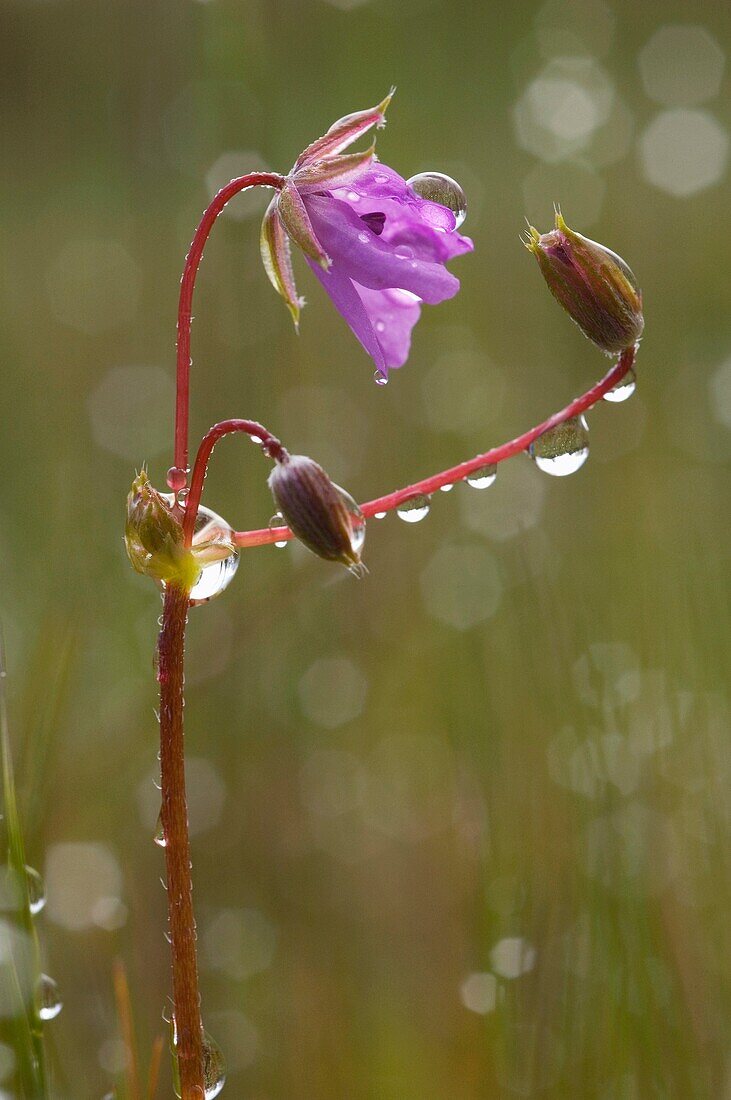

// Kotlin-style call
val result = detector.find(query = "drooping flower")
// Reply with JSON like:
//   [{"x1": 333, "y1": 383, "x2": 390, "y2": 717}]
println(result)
[
  {"x1": 260, "y1": 92, "x2": 473, "y2": 377},
  {"x1": 525, "y1": 210, "x2": 644, "y2": 355}
]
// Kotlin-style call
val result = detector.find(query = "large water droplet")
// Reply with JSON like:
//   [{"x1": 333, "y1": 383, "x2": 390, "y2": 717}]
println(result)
[
  {"x1": 529, "y1": 416, "x2": 589, "y2": 476},
  {"x1": 25, "y1": 865, "x2": 46, "y2": 916},
  {"x1": 603, "y1": 367, "x2": 636, "y2": 404},
  {"x1": 166, "y1": 466, "x2": 188, "y2": 493},
  {"x1": 188, "y1": 506, "x2": 239, "y2": 605},
  {"x1": 406, "y1": 172, "x2": 467, "y2": 228},
  {"x1": 36, "y1": 974, "x2": 62, "y2": 1021},
  {"x1": 202, "y1": 1031, "x2": 226, "y2": 1098},
  {"x1": 396, "y1": 495, "x2": 431, "y2": 523},
  {"x1": 373, "y1": 370, "x2": 388, "y2": 386},
  {"x1": 465, "y1": 464, "x2": 497, "y2": 490}
]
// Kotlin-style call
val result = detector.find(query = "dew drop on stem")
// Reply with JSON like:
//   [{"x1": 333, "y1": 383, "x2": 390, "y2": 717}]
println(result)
[
  {"x1": 25, "y1": 865, "x2": 46, "y2": 916},
  {"x1": 36, "y1": 974, "x2": 63, "y2": 1021},
  {"x1": 465, "y1": 464, "x2": 497, "y2": 489},
  {"x1": 529, "y1": 416, "x2": 589, "y2": 476},
  {"x1": 603, "y1": 367, "x2": 636, "y2": 403},
  {"x1": 396, "y1": 495, "x2": 431, "y2": 523}
]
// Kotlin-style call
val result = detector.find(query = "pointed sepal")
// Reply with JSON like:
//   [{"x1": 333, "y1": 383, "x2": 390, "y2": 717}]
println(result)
[
  {"x1": 260, "y1": 196, "x2": 304, "y2": 328},
  {"x1": 277, "y1": 182, "x2": 330, "y2": 269},
  {"x1": 293, "y1": 143, "x2": 377, "y2": 191},
  {"x1": 293, "y1": 89, "x2": 394, "y2": 171}
]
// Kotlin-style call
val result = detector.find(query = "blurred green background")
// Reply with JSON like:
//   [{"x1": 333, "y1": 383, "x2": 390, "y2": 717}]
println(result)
[{"x1": 1, "y1": 0, "x2": 730, "y2": 1096}]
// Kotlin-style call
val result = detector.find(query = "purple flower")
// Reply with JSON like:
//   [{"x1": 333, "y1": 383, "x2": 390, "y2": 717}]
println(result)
[{"x1": 260, "y1": 93, "x2": 473, "y2": 376}]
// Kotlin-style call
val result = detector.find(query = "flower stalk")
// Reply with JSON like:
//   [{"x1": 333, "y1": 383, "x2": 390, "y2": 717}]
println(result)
[{"x1": 232, "y1": 344, "x2": 637, "y2": 548}]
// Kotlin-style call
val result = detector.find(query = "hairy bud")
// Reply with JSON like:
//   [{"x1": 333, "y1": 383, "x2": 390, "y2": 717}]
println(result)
[
  {"x1": 125, "y1": 471, "x2": 200, "y2": 588},
  {"x1": 526, "y1": 211, "x2": 643, "y2": 354},
  {"x1": 268, "y1": 455, "x2": 366, "y2": 575}
]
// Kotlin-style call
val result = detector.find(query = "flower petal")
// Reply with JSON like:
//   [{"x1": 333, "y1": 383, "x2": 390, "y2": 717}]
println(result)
[
  {"x1": 306, "y1": 260, "x2": 386, "y2": 373},
  {"x1": 259, "y1": 197, "x2": 303, "y2": 328},
  {"x1": 303, "y1": 193, "x2": 461, "y2": 304},
  {"x1": 277, "y1": 182, "x2": 330, "y2": 268},
  {"x1": 355, "y1": 286, "x2": 422, "y2": 370},
  {"x1": 294, "y1": 90, "x2": 394, "y2": 171}
]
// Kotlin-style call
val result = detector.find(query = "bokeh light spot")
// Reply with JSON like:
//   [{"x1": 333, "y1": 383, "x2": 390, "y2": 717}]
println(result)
[
  {"x1": 45, "y1": 239, "x2": 140, "y2": 335},
  {"x1": 298, "y1": 658, "x2": 368, "y2": 729},
  {"x1": 420, "y1": 543, "x2": 502, "y2": 630},
  {"x1": 639, "y1": 110, "x2": 728, "y2": 197},
  {"x1": 45, "y1": 843, "x2": 122, "y2": 932},
  {"x1": 639, "y1": 25, "x2": 725, "y2": 107},
  {"x1": 87, "y1": 364, "x2": 175, "y2": 460}
]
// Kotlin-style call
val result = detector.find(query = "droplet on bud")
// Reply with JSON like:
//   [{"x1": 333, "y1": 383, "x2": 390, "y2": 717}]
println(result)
[
  {"x1": 166, "y1": 466, "x2": 188, "y2": 493},
  {"x1": 465, "y1": 464, "x2": 497, "y2": 489},
  {"x1": 36, "y1": 974, "x2": 63, "y2": 1021},
  {"x1": 396, "y1": 495, "x2": 431, "y2": 523},
  {"x1": 603, "y1": 367, "x2": 636, "y2": 404},
  {"x1": 529, "y1": 416, "x2": 589, "y2": 476},
  {"x1": 407, "y1": 172, "x2": 467, "y2": 228},
  {"x1": 25, "y1": 865, "x2": 46, "y2": 915}
]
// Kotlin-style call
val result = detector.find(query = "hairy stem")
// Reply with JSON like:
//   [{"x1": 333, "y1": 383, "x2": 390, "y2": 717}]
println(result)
[
  {"x1": 232, "y1": 345, "x2": 637, "y2": 548},
  {"x1": 175, "y1": 172, "x2": 285, "y2": 476},
  {"x1": 157, "y1": 583, "x2": 203, "y2": 1099},
  {"x1": 183, "y1": 419, "x2": 287, "y2": 546}
]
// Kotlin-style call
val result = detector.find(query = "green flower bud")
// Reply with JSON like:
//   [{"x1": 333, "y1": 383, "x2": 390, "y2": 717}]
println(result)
[
  {"x1": 526, "y1": 211, "x2": 643, "y2": 355},
  {"x1": 125, "y1": 471, "x2": 200, "y2": 589},
  {"x1": 268, "y1": 455, "x2": 366, "y2": 575}
]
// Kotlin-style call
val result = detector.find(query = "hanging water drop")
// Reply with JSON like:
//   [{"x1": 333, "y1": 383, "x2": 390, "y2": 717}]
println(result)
[
  {"x1": 465, "y1": 464, "x2": 497, "y2": 489},
  {"x1": 396, "y1": 495, "x2": 431, "y2": 523},
  {"x1": 25, "y1": 865, "x2": 46, "y2": 916},
  {"x1": 603, "y1": 367, "x2": 636, "y2": 403},
  {"x1": 374, "y1": 511, "x2": 387, "y2": 520},
  {"x1": 184, "y1": 504, "x2": 240, "y2": 605},
  {"x1": 269, "y1": 512, "x2": 289, "y2": 549},
  {"x1": 406, "y1": 172, "x2": 467, "y2": 228},
  {"x1": 529, "y1": 416, "x2": 589, "y2": 476},
  {"x1": 166, "y1": 466, "x2": 188, "y2": 493},
  {"x1": 154, "y1": 812, "x2": 167, "y2": 848},
  {"x1": 440, "y1": 483, "x2": 454, "y2": 492},
  {"x1": 334, "y1": 485, "x2": 366, "y2": 559},
  {"x1": 202, "y1": 1031, "x2": 227, "y2": 1098},
  {"x1": 36, "y1": 974, "x2": 62, "y2": 1021},
  {"x1": 373, "y1": 370, "x2": 388, "y2": 386}
]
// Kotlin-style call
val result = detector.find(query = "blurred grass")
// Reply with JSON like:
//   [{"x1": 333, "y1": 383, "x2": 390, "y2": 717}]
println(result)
[{"x1": 1, "y1": 0, "x2": 730, "y2": 1096}]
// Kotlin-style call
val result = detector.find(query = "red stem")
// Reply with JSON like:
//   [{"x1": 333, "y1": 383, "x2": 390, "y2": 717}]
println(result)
[
  {"x1": 231, "y1": 345, "x2": 636, "y2": 548},
  {"x1": 175, "y1": 172, "x2": 285, "y2": 476},
  {"x1": 157, "y1": 583, "x2": 203, "y2": 1099},
  {"x1": 182, "y1": 419, "x2": 287, "y2": 545}
]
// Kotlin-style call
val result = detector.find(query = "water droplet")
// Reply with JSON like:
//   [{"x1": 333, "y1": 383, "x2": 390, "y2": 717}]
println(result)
[
  {"x1": 187, "y1": 505, "x2": 240, "y2": 605},
  {"x1": 36, "y1": 974, "x2": 62, "y2": 1021},
  {"x1": 334, "y1": 485, "x2": 366, "y2": 558},
  {"x1": 396, "y1": 495, "x2": 431, "y2": 523},
  {"x1": 440, "y1": 483, "x2": 454, "y2": 492},
  {"x1": 357, "y1": 231, "x2": 370, "y2": 244},
  {"x1": 374, "y1": 511, "x2": 387, "y2": 519},
  {"x1": 347, "y1": 191, "x2": 360, "y2": 203},
  {"x1": 465, "y1": 463, "x2": 497, "y2": 489},
  {"x1": 406, "y1": 172, "x2": 467, "y2": 228},
  {"x1": 268, "y1": 513, "x2": 289, "y2": 549},
  {"x1": 394, "y1": 245, "x2": 415, "y2": 260},
  {"x1": 373, "y1": 370, "x2": 388, "y2": 386},
  {"x1": 202, "y1": 1031, "x2": 226, "y2": 1098},
  {"x1": 249, "y1": 434, "x2": 262, "y2": 445},
  {"x1": 25, "y1": 866, "x2": 46, "y2": 915},
  {"x1": 166, "y1": 466, "x2": 188, "y2": 493},
  {"x1": 154, "y1": 812, "x2": 167, "y2": 848},
  {"x1": 529, "y1": 416, "x2": 589, "y2": 477},
  {"x1": 603, "y1": 367, "x2": 637, "y2": 403}
]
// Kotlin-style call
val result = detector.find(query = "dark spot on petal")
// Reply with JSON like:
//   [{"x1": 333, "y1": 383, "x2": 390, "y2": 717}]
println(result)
[{"x1": 359, "y1": 211, "x2": 386, "y2": 236}]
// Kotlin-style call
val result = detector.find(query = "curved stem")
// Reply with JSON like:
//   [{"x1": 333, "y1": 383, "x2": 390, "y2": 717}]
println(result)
[
  {"x1": 232, "y1": 345, "x2": 636, "y2": 548},
  {"x1": 175, "y1": 172, "x2": 285, "y2": 476},
  {"x1": 183, "y1": 419, "x2": 287, "y2": 546},
  {"x1": 157, "y1": 583, "x2": 203, "y2": 1099}
]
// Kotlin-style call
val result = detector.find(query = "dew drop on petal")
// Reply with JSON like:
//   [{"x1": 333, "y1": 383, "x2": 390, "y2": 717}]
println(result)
[
  {"x1": 25, "y1": 865, "x2": 46, "y2": 916},
  {"x1": 406, "y1": 171, "x2": 467, "y2": 228},
  {"x1": 373, "y1": 370, "x2": 388, "y2": 386},
  {"x1": 529, "y1": 416, "x2": 589, "y2": 476},
  {"x1": 396, "y1": 495, "x2": 431, "y2": 523},
  {"x1": 603, "y1": 367, "x2": 637, "y2": 403},
  {"x1": 202, "y1": 1031, "x2": 226, "y2": 1099},
  {"x1": 36, "y1": 974, "x2": 63, "y2": 1021},
  {"x1": 465, "y1": 463, "x2": 497, "y2": 489}
]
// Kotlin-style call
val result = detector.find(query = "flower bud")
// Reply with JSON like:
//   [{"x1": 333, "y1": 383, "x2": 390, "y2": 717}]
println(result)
[
  {"x1": 125, "y1": 471, "x2": 200, "y2": 588},
  {"x1": 268, "y1": 455, "x2": 366, "y2": 575},
  {"x1": 526, "y1": 211, "x2": 643, "y2": 354}
]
